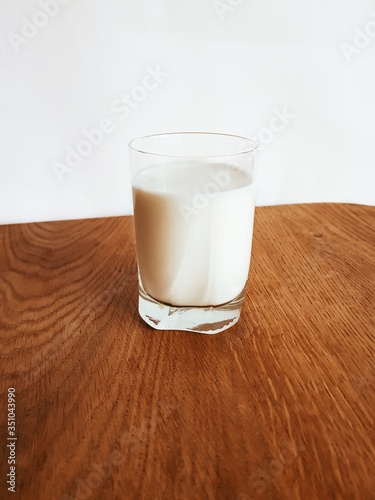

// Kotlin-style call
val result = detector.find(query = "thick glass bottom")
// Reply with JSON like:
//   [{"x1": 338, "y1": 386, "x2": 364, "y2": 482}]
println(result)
[{"x1": 138, "y1": 284, "x2": 245, "y2": 334}]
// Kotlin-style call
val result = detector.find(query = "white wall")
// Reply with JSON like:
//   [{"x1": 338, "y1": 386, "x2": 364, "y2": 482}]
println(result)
[{"x1": 1, "y1": 0, "x2": 374, "y2": 224}]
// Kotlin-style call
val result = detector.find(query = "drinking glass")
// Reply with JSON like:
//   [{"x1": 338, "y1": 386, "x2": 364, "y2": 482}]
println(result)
[{"x1": 128, "y1": 132, "x2": 258, "y2": 334}]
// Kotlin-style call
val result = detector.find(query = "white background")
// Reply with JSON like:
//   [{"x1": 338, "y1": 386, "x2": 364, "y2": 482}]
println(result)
[{"x1": 1, "y1": 0, "x2": 374, "y2": 224}]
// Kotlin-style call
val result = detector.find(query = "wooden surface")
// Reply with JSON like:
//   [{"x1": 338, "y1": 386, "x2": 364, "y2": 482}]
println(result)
[{"x1": 0, "y1": 203, "x2": 374, "y2": 500}]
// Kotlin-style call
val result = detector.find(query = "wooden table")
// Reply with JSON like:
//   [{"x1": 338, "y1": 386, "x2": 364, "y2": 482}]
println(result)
[{"x1": 0, "y1": 203, "x2": 374, "y2": 500}]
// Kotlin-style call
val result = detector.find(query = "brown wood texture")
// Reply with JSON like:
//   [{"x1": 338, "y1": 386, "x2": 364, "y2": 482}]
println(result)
[{"x1": 0, "y1": 203, "x2": 374, "y2": 500}]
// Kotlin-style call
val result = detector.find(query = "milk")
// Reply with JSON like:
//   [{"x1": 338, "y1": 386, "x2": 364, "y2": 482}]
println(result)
[{"x1": 132, "y1": 163, "x2": 255, "y2": 307}]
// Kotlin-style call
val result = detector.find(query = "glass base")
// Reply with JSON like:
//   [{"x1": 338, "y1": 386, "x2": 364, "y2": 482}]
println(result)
[{"x1": 138, "y1": 286, "x2": 245, "y2": 334}]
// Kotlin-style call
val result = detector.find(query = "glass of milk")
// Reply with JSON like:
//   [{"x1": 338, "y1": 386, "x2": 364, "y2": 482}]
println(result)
[{"x1": 129, "y1": 132, "x2": 258, "y2": 334}]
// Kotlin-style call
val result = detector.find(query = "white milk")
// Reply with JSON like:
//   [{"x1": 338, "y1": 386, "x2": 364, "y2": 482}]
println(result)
[{"x1": 132, "y1": 163, "x2": 255, "y2": 307}]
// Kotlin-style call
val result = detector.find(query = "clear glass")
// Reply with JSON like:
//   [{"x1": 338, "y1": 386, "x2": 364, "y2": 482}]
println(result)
[{"x1": 128, "y1": 132, "x2": 258, "y2": 334}]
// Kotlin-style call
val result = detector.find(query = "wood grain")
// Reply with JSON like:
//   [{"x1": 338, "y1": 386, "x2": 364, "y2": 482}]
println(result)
[{"x1": 0, "y1": 203, "x2": 374, "y2": 500}]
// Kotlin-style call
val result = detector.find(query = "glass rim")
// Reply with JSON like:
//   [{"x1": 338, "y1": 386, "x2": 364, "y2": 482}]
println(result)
[{"x1": 128, "y1": 132, "x2": 258, "y2": 159}]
